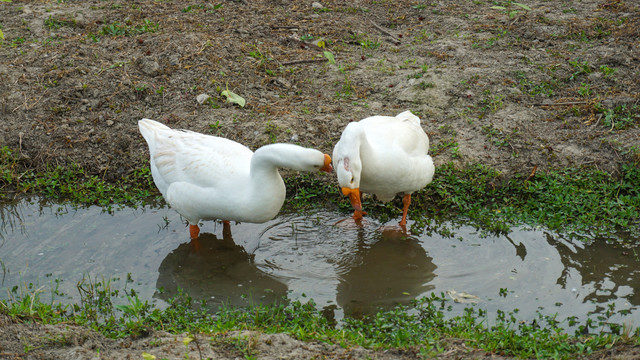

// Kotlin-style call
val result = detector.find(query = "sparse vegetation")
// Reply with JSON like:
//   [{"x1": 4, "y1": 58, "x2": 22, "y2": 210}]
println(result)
[
  {"x1": 2, "y1": 279, "x2": 638, "y2": 359},
  {"x1": 490, "y1": 1, "x2": 531, "y2": 20},
  {"x1": 100, "y1": 19, "x2": 159, "y2": 37}
]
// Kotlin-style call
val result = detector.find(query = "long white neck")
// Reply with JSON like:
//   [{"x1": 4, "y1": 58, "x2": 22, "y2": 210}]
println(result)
[
  {"x1": 338, "y1": 122, "x2": 376, "y2": 171},
  {"x1": 247, "y1": 144, "x2": 326, "y2": 221}
]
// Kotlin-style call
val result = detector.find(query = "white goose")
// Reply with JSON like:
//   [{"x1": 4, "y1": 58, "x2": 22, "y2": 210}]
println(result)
[
  {"x1": 332, "y1": 110, "x2": 434, "y2": 227},
  {"x1": 139, "y1": 119, "x2": 333, "y2": 239}
]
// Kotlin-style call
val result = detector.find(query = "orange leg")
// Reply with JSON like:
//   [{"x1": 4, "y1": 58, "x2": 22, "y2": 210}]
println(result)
[
  {"x1": 189, "y1": 224, "x2": 200, "y2": 239},
  {"x1": 222, "y1": 220, "x2": 232, "y2": 238},
  {"x1": 399, "y1": 193, "x2": 411, "y2": 226}
]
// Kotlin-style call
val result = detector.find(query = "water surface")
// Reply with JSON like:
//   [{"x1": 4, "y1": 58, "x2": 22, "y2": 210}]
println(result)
[{"x1": 1, "y1": 198, "x2": 638, "y2": 326}]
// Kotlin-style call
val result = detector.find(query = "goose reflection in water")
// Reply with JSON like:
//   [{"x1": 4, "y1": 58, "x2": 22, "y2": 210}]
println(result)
[
  {"x1": 547, "y1": 232, "x2": 640, "y2": 308},
  {"x1": 154, "y1": 227, "x2": 288, "y2": 308},
  {"x1": 336, "y1": 227, "x2": 437, "y2": 318}
]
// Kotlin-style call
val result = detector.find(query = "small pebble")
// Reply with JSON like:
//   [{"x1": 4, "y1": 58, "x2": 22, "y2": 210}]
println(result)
[{"x1": 196, "y1": 94, "x2": 210, "y2": 104}]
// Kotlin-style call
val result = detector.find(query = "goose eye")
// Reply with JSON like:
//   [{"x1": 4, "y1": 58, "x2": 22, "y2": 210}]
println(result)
[{"x1": 350, "y1": 176, "x2": 354, "y2": 184}]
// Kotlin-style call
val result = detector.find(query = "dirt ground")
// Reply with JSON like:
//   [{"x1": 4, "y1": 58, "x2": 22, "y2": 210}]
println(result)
[
  {"x1": 0, "y1": 314, "x2": 509, "y2": 360},
  {"x1": 1, "y1": 0, "x2": 639, "y2": 358},
  {"x1": 1, "y1": 0, "x2": 639, "y2": 179}
]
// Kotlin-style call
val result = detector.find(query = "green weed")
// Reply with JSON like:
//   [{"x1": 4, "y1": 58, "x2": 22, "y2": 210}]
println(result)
[
  {"x1": 481, "y1": 125, "x2": 512, "y2": 148},
  {"x1": 407, "y1": 64, "x2": 430, "y2": 79},
  {"x1": 181, "y1": 3, "x2": 223, "y2": 13},
  {"x1": 568, "y1": 59, "x2": 592, "y2": 81},
  {"x1": 334, "y1": 75, "x2": 355, "y2": 98},
  {"x1": 515, "y1": 70, "x2": 557, "y2": 96},
  {"x1": 490, "y1": 1, "x2": 531, "y2": 20},
  {"x1": 599, "y1": 65, "x2": 617, "y2": 77},
  {"x1": 577, "y1": 82, "x2": 592, "y2": 97},
  {"x1": 208, "y1": 120, "x2": 223, "y2": 136},
  {"x1": 100, "y1": 19, "x2": 159, "y2": 37},
  {"x1": 478, "y1": 92, "x2": 505, "y2": 118},
  {"x1": 284, "y1": 173, "x2": 339, "y2": 210},
  {"x1": 595, "y1": 103, "x2": 639, "y2": 130},
  {"x1": 350, "y1": 33, "x2": 380, "y2": 50},
  {"x1": 44, "y1": 16, "x2": 75, "y2": 30}
]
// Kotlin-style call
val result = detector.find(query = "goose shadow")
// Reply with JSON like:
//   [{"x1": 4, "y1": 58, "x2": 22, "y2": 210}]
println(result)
[{"x1": 154, "y1": 229, "x2": 289, "y2": 309}]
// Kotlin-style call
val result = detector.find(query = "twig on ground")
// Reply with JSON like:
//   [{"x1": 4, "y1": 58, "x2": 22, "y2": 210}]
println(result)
[
  {"x1": 525, "y1": 165, "x2": 538, "y2": 182},
  {"x1": 531, "y1": 101, "x2": 588, "y2": 107},
  {"x1": 369, "y1": 20, "x2": 401, "y2": 45},
  {"x1": 282, "y1": 59, "x2": 327, "y2": 66}
]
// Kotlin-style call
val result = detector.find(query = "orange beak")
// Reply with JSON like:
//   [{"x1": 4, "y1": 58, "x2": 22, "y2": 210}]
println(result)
[
  {"x1": 320, "y1": 154, "x2": 333, "y2": 173},
  {"x1": 341, "y1": 187, "x2": 362, "y2": 211},
  {"x1": 342, "y1": 187, "x2": 366, "y2": 221}
]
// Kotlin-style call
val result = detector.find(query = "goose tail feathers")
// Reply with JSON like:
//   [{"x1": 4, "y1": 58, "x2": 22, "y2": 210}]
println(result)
[{"x1": 395, "y1": 110, "x2": 420, "y2": 126}]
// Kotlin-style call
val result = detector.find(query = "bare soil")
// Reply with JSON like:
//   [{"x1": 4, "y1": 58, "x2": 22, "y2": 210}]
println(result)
[{"x1": 1, "y1": 0, "x2": 639, "y2": 358}]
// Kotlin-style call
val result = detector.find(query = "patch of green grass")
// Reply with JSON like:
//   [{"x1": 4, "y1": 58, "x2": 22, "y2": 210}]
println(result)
[
  {"x1": 263, "y1": 120, "x2": 279, "y2": 143},
  {"x1": 409, "y1": 162, "x2": 640, "y2": 237},
  {"x1": 248, "y1": 45, "x2": 277, "y2": 76},
  {"x1": 4, "y1": 143, "x2": 638, "y2": 238},
  {"x1": 594, "y1": 103, "x2": 639, "y2": 130},
  {"x1": 6, "y1": 37, "x2": 26, "y2": 48},
  {"x1": 407, "y1": 64, "x2": 430, "y2": 80},
  {"x1": 208, "y1": 120, "x2": 223, "y2": 136},
  {"x1": 282, "y1": 160, "x2": 640, "y2": 239},
  {"x1": 599, "y1": 65, "x2": 617, "y2": 77},
  {"x1": 284, "y1": 173, "x2": 339, "y2": 210},
  {"x1": 430, "y1": 138, "x2": 460, "y2": 159},
  {"x1": 577, "y1": 82, "x2": 592, "y2": 97},
  {"x1": 0, "y1": 146, "x2": 156, "y2": 209},
  {"x1": 1, "y1": 282, "x2": 637, "y2": 359}
]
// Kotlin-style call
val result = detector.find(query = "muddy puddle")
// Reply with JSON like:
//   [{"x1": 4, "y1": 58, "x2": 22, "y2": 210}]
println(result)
[{"x1": 0, "y1": 198, "x2": 638, "y2": 327}]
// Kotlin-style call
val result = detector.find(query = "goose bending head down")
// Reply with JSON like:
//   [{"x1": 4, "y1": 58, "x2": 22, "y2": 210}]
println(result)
[
  {"x1": 332, "y1": 110, "x2": 435, "y2": 227},
  {"x1": 138, "y1": 119, "x2": 333, "y2": 239}
]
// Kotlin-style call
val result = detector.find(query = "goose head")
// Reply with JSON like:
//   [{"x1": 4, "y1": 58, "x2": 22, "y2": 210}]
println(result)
[
  {"x1": 333, "y1": 129, "x2": 366, "y2": 218},
  {"x1": 319, "y1": 154, "x2": 334, "y2": 173},
  {"x1": 336, "y1": 156, "x2": 363, "y2": 212}
]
